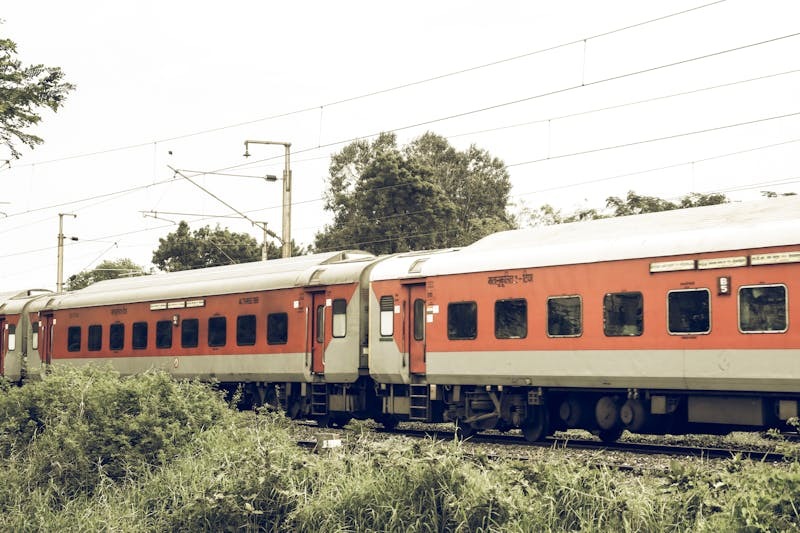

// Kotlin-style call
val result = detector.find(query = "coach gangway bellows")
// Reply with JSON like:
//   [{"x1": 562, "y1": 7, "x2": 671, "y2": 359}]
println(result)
[{"x1": 2, "y1": 197, "x2": 799, "y2": 441}]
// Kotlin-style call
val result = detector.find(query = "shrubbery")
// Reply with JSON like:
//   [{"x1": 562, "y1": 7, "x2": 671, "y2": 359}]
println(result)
[
  {"x1": 0, "y1": 367, "x2": 229, "y2": 508},
  {"x1": 0, "y1": 367, "x2": 799, "y2": 531}
]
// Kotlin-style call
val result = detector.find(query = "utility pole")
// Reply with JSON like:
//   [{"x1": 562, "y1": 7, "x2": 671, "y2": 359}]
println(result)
[
  {"x1": 259, "y1": 222, "x2": 269, "y2": 261},
  {"x1": 243, "y1": 140, "x2": 292, "y2": 258},
  {"x1": 56, "y1": 213, "x2": 78, "y2": 292}
]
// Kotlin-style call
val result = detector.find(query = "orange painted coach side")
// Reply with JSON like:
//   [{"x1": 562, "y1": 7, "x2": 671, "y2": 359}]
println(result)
[
  {"x1": 373, "y1": 244, "x2": 798, "y2": 359},
  {"x1": 50, "y1": 283, "x2": 359, "y2": 361}
]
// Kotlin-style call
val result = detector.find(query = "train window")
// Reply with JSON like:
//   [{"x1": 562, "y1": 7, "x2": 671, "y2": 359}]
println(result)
[
  {"x1": 603, "y1": 292, "x2": 643, "y2": 337},
  {"x1": 448, "y1": 302, "x2": 477, "y2": 340},
  {"x1": 739, "y1": 284, "x2": 787, "y2": 333},
  {"x1": 267, "y1": 313, "x2": 288, "y2": 345},
  {"x1": 88, "y1": 325, "x2": 103, "y2": 351},
  {"x1": 156, "y1": 320, "x2": 172, "y2": 349},
  {"x1": 332, "y1": 299, "x2": 347, "y2": 338},
  {"x1": 67, "y1": 326, "x2": 81, "y2": 352},
  {"x1": 181, "y1": 319, "x2": 199, "y2": 348},
  {"x1": 7, "y1": 325, "x2": 16, "y2": 351},
  {"x1": 668, "y1": 289, "x2": 710, "y2": 335},
  {"x1": 413, "y1": 299, "x2": 425, "y2": 341},
  {"x1": 132, "y1": 322, "x2": 148, "y2": 349},
  {"x1": 316, "y1": 305, "x2": 325, "y2": 344},
  {"x1": 495, "y1": 299, "x2": 527, "y2": 339},
  {"x1": 208, "y1": 316, "x2": 227, "y2": 347},
  {"x1": 380, "y1": 296, "x2": 394, "y2": 337},
  {"x1": 547, "y1": 296, "x2": 582, "y2": 337},
  {"x1": 237, "y1": 315, "x2": 257, "y2": 346},
  {"x1": 31, "y1": 322, "x2": 39, "y2": 350},
  {"x1": 109, "y1": 323, "x2": 125, "y2": 351}
]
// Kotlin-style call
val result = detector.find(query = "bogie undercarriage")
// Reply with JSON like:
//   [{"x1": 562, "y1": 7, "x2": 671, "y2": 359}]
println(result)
[
  {"x1": 374, "y1": 383, "x2": 800, "y2": 442},
  {"x1": 221, "y1": 379, "x2": 800, "y2": 442}
]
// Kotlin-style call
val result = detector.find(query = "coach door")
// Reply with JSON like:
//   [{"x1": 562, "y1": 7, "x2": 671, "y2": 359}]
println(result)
[
  {"x1": 407, "y1": 284, "x2": 427, "y2": 374},
  {"x1": 40, "y1": 313, "x2": 54, "y2": 365},
  {"x1": 308, "y1": 291, "x2": 327, "y2": 374},
  {"x1": 0, "y1": 317, "x2": 5, "y2": 375}
]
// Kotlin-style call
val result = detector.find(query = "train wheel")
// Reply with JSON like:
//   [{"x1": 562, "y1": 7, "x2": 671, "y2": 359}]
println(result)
[
  {"x1": 263, "y1": 385, "x2": 280, "y2": 411},
  {"x1": 454, "y1": 419, "x2": 476, "y2": 440},
  {"x1": 620, "y1": 399, "x2": 647, "y2": 433},
  {"x1": 333, "y1": 414, "x2": 352, "y2": 428},
  {"x1": 598, "y1": 427, "x2": 624, "y2": 443},
  {"x1": 377, "y1": 414, "x2": 399, "y2": 430},
  {"x1": 595, "y1": 395, "x2": 621, "y2": 431},
  {"x1": 286, "y1": 398, "x2": 302, "y2": 420},
  {"x1": 521, "y1": 405, "x2": 549, "y2": 442}
]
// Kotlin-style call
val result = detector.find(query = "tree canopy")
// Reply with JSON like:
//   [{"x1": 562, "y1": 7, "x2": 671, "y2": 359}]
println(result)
[
  {"x1": 152, "y1": 222, "x2": 263, "y2": 272},
  {"x1": 525, "y1": 191, "x2": 729, "y2": 226},
  {"x1": 314, "y1": 132, "x2": 515, "y2": 254},
  {"x1": 151, "y1": 221, "x2": 305, "y2": 272},
  {"x1": 0, "y1": 34, "x2": 75, "y2": 159},
  {"x1": 66, "y1": 258, "x2": 148, "y2": 291}
]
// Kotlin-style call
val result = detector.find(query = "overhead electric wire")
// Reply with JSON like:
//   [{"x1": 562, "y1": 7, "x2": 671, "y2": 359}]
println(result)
[
  {"x1": 512, "y1": 136, "x2": 800, "y2": 196},
  {"x1": 0, "y1": 177, "x2": 175, "y2": 221},
  {"x1": 4, "y1": 7, "x2": 799, "y2": 267},
  {"x1": 224, "y1": 31, "x2": 800, "y2": 175},
  {"x1": 9, "y1": 115, "x2": 793, "y2": 254},
  {"x1": 3, "y1": 84, "x2": 797, "y2": 245},
  {"x1": 449, "y1": 68, "x2": 800, "y2": 139},
  {"x1": 36, "y1": 132, "x2": 800, "y2": 259},
  {"x1": 1, "y1": 0, "x2": 727, "y2": 171},
  {"x1": 508, "y1": 110, "x2": 800, "y2": 167},
  {"x1": 4, "y1": 30, "x2": 796, "y2": 219}
]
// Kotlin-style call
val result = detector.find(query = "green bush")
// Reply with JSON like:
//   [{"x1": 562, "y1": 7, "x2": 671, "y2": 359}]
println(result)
[
  {"x1": 1, "y1": 369, "x2": 799, "y2": 531},
  {"x1": 0, "y1": 366, "x2": 229, "y2": 507}
]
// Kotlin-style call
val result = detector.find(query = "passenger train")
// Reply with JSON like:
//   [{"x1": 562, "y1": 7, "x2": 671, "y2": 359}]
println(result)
[{"x1": 1, "y1": 196, "x2": 799, "y2": 441}]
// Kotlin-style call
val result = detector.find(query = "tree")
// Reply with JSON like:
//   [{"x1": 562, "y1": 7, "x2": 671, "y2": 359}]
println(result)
[
  {"x1": 153, "y1": 222, "x2": 260, "y2": 272},
  {"x1": 152, "y1": 221, "x2": 305, "y2": 272},
  {"x1": 314, "y1": 132, "x2": 515, "y2": 254},
  {"x1": 761, "y1": 190, "x2": 796, "y2": 198},
  {"x1": 66, "y1": 258, "x2": 148, "y2": 291},
  {"x1": 606, "y1": 191, "x2": 728, "y2": 217},
  {"x1": 525, "y1": 191, "x2": 728, "y2": 227},
  {"x1": 0, "y1": 34, "x2": 75, "y2": 159}
]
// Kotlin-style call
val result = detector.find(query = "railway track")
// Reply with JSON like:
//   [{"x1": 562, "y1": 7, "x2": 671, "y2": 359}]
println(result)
[
  {"x1": 381, "y1": 427, "x2": 793, "y2": 462},
  {"x1": 295, "y1": 421, "x2": 797, "y2": 463}
]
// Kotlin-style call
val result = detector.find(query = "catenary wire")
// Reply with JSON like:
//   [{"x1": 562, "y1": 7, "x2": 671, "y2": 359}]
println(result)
[
  {"x1": 4, "y1": 33, "x2": 797, "y2": 218},
  {"x1": 219, "y1": 31, "x2": 800, "y2": 175},
  {"x1": 0, "y1": 0, "x2": 727, "y2": 171}
]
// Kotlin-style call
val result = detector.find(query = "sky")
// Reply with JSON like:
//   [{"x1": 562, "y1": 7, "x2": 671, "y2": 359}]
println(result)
[{"x1": 1, "y1": 0, "x2": 799, "y2": 291}]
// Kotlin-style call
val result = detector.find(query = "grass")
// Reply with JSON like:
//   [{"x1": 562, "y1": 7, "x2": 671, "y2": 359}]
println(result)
[{"x1": 1, "y1": 367, "x2": 799, "y2": 531}]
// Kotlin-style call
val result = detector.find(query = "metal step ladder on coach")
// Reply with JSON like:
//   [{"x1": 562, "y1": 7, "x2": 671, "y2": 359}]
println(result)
[
  {"x1": 409, "y1": 383, "x2": 431, "y2": 421},
  {"x1": 311, "y1": 383, "x2": 328, "y2": 416}
]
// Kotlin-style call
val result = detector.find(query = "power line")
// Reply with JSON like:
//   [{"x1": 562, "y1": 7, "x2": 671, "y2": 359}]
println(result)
[
  {"x1": 2, "y1": 1, "x2": 728, "y2": 171},
  {"x1": 0, "y1": 177, "x2": 175, "y2": 221},
  {"x1": 449, "y1": 68, "x2": 800, "y2": 140},
  {"x1": 512, "y1": 137, "x2": 800, "y2": 196},
  {"x1": 5, "y1": 29, "x2": 795, "y2": 222},
  {"x1": 3, "y1": 82, "x2": 797, "y2": 246},
  {"x1": 11, "y1": 112, "x2": 794, "y2": 253},
  {"x1": 508, "y1": 110, "x2": 800, "y2": 167},
  {"x1": 225, "y1": 31, "x2": 800, "y2": 176},
  {"x1": 2, "y1": 31, "x2": 798, "y2": 265}
]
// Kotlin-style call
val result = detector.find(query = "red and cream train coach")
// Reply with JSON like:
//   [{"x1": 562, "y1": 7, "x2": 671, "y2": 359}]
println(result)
[
  {"x1": 0, "y1": 289, "x2": 51, "y2": 381},
  {"x1": 369, "y1": 197, "x2": 800, "y2": 441},
  {"x1": 36, "y1": 251, "x2": 379, "y2": 423}
]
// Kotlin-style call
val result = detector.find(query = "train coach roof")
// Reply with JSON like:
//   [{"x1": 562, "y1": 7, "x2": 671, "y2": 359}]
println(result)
[
  {"x1": 371, "y1": 197, "x2": 800, "y2": 280},
  {"x1": 48, "y1": 251, "x2": 375, "y2": 309},
  {"x1": 0, "y1": 290, "x2": 53, "y2": 315}
]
